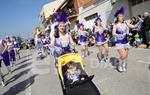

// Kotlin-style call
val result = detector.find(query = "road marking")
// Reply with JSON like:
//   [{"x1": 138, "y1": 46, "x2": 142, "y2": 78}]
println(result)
[{"x1": 138, "y1": 60, "x2": 150, "y2": 64}]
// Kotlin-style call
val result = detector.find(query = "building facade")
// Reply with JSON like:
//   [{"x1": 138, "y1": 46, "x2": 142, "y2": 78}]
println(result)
[
  {"x1": 39, "y1": 0, "x2": 64, "y2": 34},
  {"x1": 56, "y1": 0, "x2": 79, "y2": 30},
  {"x1": 77, "y1": 0, "x2": 150, "y2": 29},
  {"x1": 39, "y1": 0, "x2": 150, "y2": 33}
]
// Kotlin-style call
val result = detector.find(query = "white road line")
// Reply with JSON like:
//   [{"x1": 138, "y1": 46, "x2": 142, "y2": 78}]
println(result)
[{"x1": 138, "y1": 60, "x2": 150, "y2": 64}]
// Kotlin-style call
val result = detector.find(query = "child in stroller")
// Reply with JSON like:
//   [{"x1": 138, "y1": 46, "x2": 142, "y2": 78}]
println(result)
[{"x1": 65, "y1": 61, "x2": 85, "y2": 84}]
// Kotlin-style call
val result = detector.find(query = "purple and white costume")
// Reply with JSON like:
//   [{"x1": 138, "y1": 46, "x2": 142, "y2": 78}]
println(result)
[
  {"x1": 0, "y1": 40, "x2": 10, "y2": 66},
  {"x1": 95, "y1": 27, "x2": 108, "y2": 45},
  {"x1": 54, "y1": 33, "x2": 71, "y2": 57},
  {"x1": 7, "y1": 42, "x2": 16, "y2": 62},
  {"x1": 13, "y1": 41, "x2": 20, "y2": 49},
  {"x1": 79, "y1": 31, "x2": 87, "y2": 46},
  {"x1": 115, "y1": 23, "x2": 131, "y2": 49},
  {"x1": 42, "y1": 38, "x2": 50, "y2": 47}
]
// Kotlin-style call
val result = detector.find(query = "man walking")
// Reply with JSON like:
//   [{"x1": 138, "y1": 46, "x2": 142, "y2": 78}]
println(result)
[{"x1": 142, "y1": 12, "x2": 150, "y2": 48}]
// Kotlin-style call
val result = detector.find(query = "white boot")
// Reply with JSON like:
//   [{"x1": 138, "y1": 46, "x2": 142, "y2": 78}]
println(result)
[
  {"x1": 118, "y1": 65, "x2": 123, "y2": 72},
  {"x1": 81, "y1": 51, "x2": 85, "y2": 58},
  {"x1": 7, "y1": 66, "x2": 11, "y2": 74},
  {"x1": 13, "y1": 61, "x2": 16, "y2": 66},
  {"x1": 118, "y1": 59, "x2": 123, "y2": 72},
  {"x1": 10, "y1": 61, "x2": 13, "y2": 67},
  {"x1": 100, "y1": 54, "x2": 105, "y2": 63},
  {"x1": 1, "y1": 80, "x2": 5, "y2": 87},
  {"x1": 122, "y1": 61, "x2": 127, "y2": 72}
]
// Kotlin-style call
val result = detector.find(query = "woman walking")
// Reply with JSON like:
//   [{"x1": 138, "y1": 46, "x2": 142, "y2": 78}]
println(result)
[
  {"x1": 78, "y1": 23, "x2": 89, "y2": 58},
  {"x1": 0, "y1": 38, "x2": 11, "y2": 74},
  {"x1": 6, "y1": 37, "x2": 16, "y2": 67},
  {"x1": 112, "y1": 7, "x2": 143, "y2": 72},
  {"x1": 93, "y1": 16, "x2": 109, "y2": 63}
]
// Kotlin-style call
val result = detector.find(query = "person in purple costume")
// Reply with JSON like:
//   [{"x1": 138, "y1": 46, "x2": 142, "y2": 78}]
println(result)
[
  {"x1": 50, "y1": 12, "x2": 75, "y2": 58},
  {"x1": 12, "y1": 36, "x2": 20, "y2": 59},
  {"x1": 0, "y1": 38, "x2": 11, "y2": 74},
  {"x1": 112, "y1": 7, "x2": 143, "y2": 72},
  {"x1": 93, "y1": 16, "x2": 109, "y2": 63},
  {"x1": 78, "y1": 23, "x2": 89, "y2": 58},
  {"x1": 6, "y1": 37, "x2": 16, "y2": 67}
]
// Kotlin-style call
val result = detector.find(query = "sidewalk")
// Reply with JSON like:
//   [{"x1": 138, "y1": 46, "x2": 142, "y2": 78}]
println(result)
[{"x1": 29, "y1": 50, "x2": 63, "y2": 95}]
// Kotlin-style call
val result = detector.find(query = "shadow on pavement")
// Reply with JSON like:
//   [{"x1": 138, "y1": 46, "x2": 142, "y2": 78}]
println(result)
[
  {"x1": 109, "y1": 57, "x2": 119, "y2": 67},
  {"x1": 17, "y1": 58, "x2": 32, "y2": 65},
  {"x1": 12, "y1": 62, "x2": 32, "y2": 73},
  {"x1": 20, "y1": 54, "x2": 32, "y2": 60},
  {"x1": 6, "y1": 68, "x2": 31, "y2": 85},
  {"x1": 3, "y1": 74, "x2": 38, "y2": 95}
]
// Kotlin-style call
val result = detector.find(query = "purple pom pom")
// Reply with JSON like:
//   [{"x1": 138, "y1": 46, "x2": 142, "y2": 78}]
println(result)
[
  {"x1": 94, "y1": 15, "x2": 102, "y2": 24},
  {"x1": 77, "y1": 23, "x2": 84, "y2": 29},
  {"x1": 54, "y1": 12, "x2": 68, "y2": 23},
  {"x1": 114, "y1": 6, "x2": 126, "y2": 17}
]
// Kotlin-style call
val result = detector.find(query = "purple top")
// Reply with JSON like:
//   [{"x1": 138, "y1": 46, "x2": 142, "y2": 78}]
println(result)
[
  {"x1": 115, "y1": 23, "x2": 128, "y2": 44},
  {"x1": 55, "y1": 33, "x2": 71, "y2": 53},
  {"x1": 95, "y1": 27, "x2": 106, "y2": 43},
  {"x1": 79, "y1": 31, "x2": 87, "y2": 42},
  {"x1": 0, "y1": 40, "x2": 6, "y2": 53}
]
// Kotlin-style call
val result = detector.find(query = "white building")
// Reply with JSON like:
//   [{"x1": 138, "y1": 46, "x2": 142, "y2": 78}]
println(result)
[
  {"x1": 78, "y1": 0, "x2": 150, "y2": 29},
  {"x1": 40, "y1": 0, "x2": 64, "y2": 32}
]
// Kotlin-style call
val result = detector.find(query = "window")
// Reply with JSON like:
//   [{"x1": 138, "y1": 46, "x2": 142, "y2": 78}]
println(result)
[
  {"x1": 137, "y1": 0, "x2": 143, "y2": 4},
  {"x1": 129, "y1": 0, "x2": 149, "y2": 6},
  {"x1": 85, "y1": 13, "x2": 98, "y2": 21}
]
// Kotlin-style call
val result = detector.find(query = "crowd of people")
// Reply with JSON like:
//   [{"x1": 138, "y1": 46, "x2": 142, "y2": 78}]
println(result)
[
  {"x1": 0, "y1": 36, "x2": 20, "y2": 87},
  {"x1": 33, "y1": 7, "x2": 149, "y2": 74},
  {"x1": 128, "y1": 12, "x2": 150, "y2": 48},
  {"x1": 1, "y1": 7, "x2": 149, "y2": 87}
]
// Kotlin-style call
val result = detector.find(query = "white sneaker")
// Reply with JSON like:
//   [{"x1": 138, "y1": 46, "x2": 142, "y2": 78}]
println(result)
[
  {"x1": 1, "y1": 81, "x2": 5, "y2": 87},
  {"x1": 118, "y1": 65, "x2": 123, "y2": 72},
  {"x1": 81, "y1": 55, "x2": 85, "y2": 58},
  {"x1": 105, "y1": 57, "x2": 110, "y2": 63},
  {"x1": 10, "y1": 63, "x2": 13, "y2": 67},
  {"x1": 122, "y1": 63, "x2": 127, "y2": 72}
]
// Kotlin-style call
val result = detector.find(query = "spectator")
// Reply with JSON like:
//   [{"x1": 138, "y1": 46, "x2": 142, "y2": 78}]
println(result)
[
  {"x1": 142, "y1": 12, "x2": 150, "y2": 48},
  {"x1": 129, "y1": 17, "x2": 137, "y2": 46},
  {"x1": 136, "y1": 15, "x2": 143, "y2": 39}
]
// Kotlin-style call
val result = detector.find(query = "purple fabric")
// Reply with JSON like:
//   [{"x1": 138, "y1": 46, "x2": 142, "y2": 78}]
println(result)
[
  {"x1": 78, "y1": 23, "x2": 84, "y2": 29},
  {"x1": 2, "y1": 51, "x2": 10, "y2": 66},
  {"x1": 54, "y1": 33, "x2": 71, "y2": 57},
  {"x1": 14, "y1": 43, "x2": 20, "y2": 48},
  {"x1": 55, "y1": 12, "x2": 68, "y2": 23},
  {"x1": 114, "y1": 7, "x2": 126, "y2": 17},
  {"x1": 80, "y1": 35, "x2": 87, "y2": 42},
  {"x1": 94, "y1": 16, "x2": 102, "y2": 24},
  {"x1": 9, "y1": 50, "x2": 16, "y2": 61},
  {"x1": 115, "y1": 24, "x2": 128, "y2": 44},
  {"x1": 95, "y1": 28, "x2": 106, "y2": 43},
  {"x1": 96, "y1": 32, "x2": 106, "y2": 42}
]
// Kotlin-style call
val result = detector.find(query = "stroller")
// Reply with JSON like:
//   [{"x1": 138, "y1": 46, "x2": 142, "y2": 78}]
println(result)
[{"x1": 57, "y1": 53, "x2": 101, "y2": 95}]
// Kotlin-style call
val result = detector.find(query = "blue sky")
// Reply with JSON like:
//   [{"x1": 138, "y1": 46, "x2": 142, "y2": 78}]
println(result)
[{"x1": 0, "y1": 0, "x2": 53, "y2": 39}]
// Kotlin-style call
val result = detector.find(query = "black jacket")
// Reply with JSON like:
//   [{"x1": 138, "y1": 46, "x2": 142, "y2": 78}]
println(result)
[{"x1": 142, "y1": 16, "x2": 150, "y2": 31}]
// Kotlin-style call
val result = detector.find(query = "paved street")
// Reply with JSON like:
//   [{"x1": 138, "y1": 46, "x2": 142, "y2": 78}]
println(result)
[{"x1": 0, "y1": 47, "x2": 149, "y2": 95}]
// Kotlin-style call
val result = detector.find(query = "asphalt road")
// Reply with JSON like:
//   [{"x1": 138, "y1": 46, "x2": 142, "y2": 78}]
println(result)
[{"x1": 0, "y1": 47, "x2": 149, "y2": 95}]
